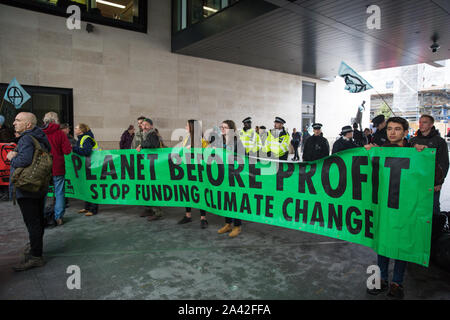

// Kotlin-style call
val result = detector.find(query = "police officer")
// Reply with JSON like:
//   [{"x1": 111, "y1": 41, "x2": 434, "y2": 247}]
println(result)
[
  {"x1": 302, "y1": 123, "x2": 330, "y2": 161},
  {"x1": 239, "y1": 117, "x2": 261, "y2": 155},
  {"x1": 264, "y1": 117, "x2": 290, "y2": 160},
  {"x1": 371, "y1": 115, "x2": 387, "y2": 146},
  {"x1": 332, "y1": 125, "x2": 358, "y2": 154}
]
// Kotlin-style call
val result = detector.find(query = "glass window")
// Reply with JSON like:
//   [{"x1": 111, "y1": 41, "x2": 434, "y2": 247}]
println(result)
[
  {"x1": 302, "y1": 82, "x2": 316, "y2": 131},
  {"x1": 2, "y1": 0, "x2": 147, "y2": 33},
  {"x1": 0, "y1": 84, "x2": 73, "y2": 133},
  {"x1": 173, "y1": 0, "x2": 240, "y2": 33}
]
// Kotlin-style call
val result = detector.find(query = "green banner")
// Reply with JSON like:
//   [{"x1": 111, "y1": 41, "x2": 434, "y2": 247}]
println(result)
[{"x1": 62, "y1": 147, "x2": 435, "y2": 266}]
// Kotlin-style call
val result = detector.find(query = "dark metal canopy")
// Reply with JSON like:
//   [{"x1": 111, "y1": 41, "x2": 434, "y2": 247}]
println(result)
[{"x1": 172, "y1": 0, "x2": 450, "y2": 79}]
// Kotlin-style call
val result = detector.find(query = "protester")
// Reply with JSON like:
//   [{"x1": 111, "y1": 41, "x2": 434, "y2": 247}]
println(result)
[
  {"x1": 365, "y1": 116, "x2": 415, "y2": 299},
  {"x1": 137, "y1": 118, "x2": 164, "y2": 221},
  {"x1": 332, "y1": 125, "x2": 358, "y2": 154},
  {"x1": 264, "y1": 117, "x2": 290, "y2": 160},
  {"x1": 353, "y1": 122, "x2": 368, "y2": 146},
  {"x1": 7, "y1": 112, "x2": 51, "y2": 271},
  {"x1": 131, "y1": 116, "x2": 146, "y2": 149},
  {"x1": 409, "y1": 115, "x2": 449, "y2": 216},
  {"x1": 291, "y1": 128, "x2": 301, "y2": 161},
  {"x1": 0, "y1": 115, "x2": 16, "y2": 201},
  {"x1": 302, "y1": 123, "x2": 329, "y2": 161},
  {"x1": 120, "y1": 125, "x2": 135, "y2": 149},
  {"x1": 217, "y1": 120, "x2": 245, "y2": 237},
  {"x1": 42, "y1": 112, "x2": 72, "y2": 226},
  {"x1": 73, "y1": 123, "x2": 99, "y2": 216},
  {"x1": 177, "y1": 119, "x2": 209, "y2": 228},
  {"x1": 60, "y1": 123, "x2": 77, "y2": 146},
  {"x1": 363, "y1": 128, "x2": 372, "y2": 144},
  {"x1": 0, "y1": 115, "x2": 15, "y2": 143}
]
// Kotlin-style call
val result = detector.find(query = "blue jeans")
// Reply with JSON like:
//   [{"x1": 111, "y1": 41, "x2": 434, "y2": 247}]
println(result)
[
  {"x1": 377, "y1": 255, "x2": 407, "y2": 285},
  {"x1": 53, "y1": 175, "x2": 66, "y2": 220}
]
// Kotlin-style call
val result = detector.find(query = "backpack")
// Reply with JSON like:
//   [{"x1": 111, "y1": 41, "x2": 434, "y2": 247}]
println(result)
[{"x1": 11, "y1": 136, "x2": 53, "y2": 201}]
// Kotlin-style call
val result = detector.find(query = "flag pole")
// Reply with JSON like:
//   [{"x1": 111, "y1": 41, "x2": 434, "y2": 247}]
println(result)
[{"x1": 372, "y1": 88, "x2": 397, "y2": 117}]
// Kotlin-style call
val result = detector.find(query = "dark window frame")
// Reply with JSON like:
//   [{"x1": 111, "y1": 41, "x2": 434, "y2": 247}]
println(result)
[
  {"x1": 0, "y1": 83, "x2": 74, "y2": 134},
  {"x1": 0, "y1": 0, "x2": 148, "y2": 33},
  {"x1": 172, "y1": 0, "x2": 240, "y2": 34}
]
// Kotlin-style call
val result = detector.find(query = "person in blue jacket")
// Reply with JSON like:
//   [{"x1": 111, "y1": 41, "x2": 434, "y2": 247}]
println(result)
[
  {"x1": 72, "y1": 123, "x2": 100, "y2": 216},
  {"x1": 7, "y1": 112, "x2": 51, "y2": 271}
]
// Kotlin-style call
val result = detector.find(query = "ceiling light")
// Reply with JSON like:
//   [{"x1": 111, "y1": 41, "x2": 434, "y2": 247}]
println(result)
[
  {"x1": 203, "y1": 6, "x2": 218, "y2": 13},
  {"x1": 96, "y1": 0, "x2": 126, "y2": 9}
]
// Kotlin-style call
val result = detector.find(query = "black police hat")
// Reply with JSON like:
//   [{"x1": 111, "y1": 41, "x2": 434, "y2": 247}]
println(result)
[
  {"x1": 274, "y1": 117, "x2": 286, "y2": 124},
  {"x1": 312, "y1": 123, "x2": 323, "y2": 129},
  {"x1": 340, "y1": 125, "x2": 353, "y2": 135},
  {"x1": 372, "y1": 115, "x2": 385, "y2": 127},
  {"x1": 242, "y1": 117, "x2": 252, "y2": 124}
]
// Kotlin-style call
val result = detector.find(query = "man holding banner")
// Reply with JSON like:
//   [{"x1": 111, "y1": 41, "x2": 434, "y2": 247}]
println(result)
[{"x1": 365, "y1": 116, "x2": 415, "y2": 299}]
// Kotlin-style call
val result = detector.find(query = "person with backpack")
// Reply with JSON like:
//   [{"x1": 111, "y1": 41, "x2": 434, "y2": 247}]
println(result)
[
  {"x1": 73, "y1": 123, "x2": 100, "y2": 216},
  {"x1": 7, "y1": 112, "x2": 52, "y2": 271},
  {"x1": 42, "y1": 112, "x2": 72, "y2": 226}
]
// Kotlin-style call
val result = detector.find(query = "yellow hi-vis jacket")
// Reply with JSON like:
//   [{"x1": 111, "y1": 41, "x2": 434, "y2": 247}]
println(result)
[
  {"x1": 80, "y1": 135, "x2": 101, "y2": 151},
  {"x1": 263, "y1": 129, "x2": 290, "y2": 157},
  {"x1": 239, "y1": 128, "x2": 262, "y2": 153}
]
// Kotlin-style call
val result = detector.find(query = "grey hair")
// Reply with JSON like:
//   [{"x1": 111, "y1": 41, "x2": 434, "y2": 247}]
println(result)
[{"x1": 43, "y1": 112, "x2": 59, "y2": 124}]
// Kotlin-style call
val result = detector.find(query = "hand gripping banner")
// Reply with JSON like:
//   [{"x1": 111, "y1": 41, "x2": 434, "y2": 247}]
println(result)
[{"x1": 63, "y1": 147, "x2": 435, "y2": 266}]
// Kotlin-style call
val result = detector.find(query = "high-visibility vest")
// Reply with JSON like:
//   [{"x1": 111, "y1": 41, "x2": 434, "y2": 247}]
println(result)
[
  {"x1": 239, "y1": 128, "x2": 262, "y2": 153},
  {"x1": 80, "y1": 135, "x2": 101, "y2": 151},
  {"x1": 263, "y1": 129, "x2": 290, "y2": 157}
]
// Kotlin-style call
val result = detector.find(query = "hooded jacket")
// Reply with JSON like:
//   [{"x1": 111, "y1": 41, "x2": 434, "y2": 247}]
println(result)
[
  {"x1": 409, "y1": 127, "x2": 449, "y2": 185},
  {"x1": 42, "y1": 123, "x2": 72, "y2": 176},
  {"x1": 9, "y1": 126, "x2": 51, "y2": 199},
  {"x1": 73, "y1": 130, "x2": 96, "y2": 157}
]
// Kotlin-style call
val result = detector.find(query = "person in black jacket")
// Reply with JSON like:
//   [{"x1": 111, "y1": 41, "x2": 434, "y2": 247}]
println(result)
[
  {"x1": 302, "y1": 123, "x2": 329, "y2": 161},
  {"x1": 291, "y1": 128, "x2": 301, "y2": 161},
  {"x1": 137, "y1": 118, "x2": 164, "y2": 221},
  {"x1": 371, "y1": 114, "x2": 387, "y2": 146},
  {"x1": 365, "y1": 116, "x2": 412, "y2": 299},
  {"x1": 7, "y1": 112, "x2": 51, "y2": 271},
  {"x1": 332, "y1": 125, "x2": 359, "y2": 154},
  {"x1": 352, "y1": 122, "x2": 368, "y2": 146},
  {"x1": 409, "y1": 114, "x2": 449, "y2": 216}
]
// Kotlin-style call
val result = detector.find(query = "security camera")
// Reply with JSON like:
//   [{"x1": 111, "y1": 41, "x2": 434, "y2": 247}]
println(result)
[{"x1": 430, "y1": 42, "x2": 440, "y2": 53}]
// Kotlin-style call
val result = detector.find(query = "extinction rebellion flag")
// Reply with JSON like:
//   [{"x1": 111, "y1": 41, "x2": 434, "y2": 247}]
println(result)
[
  {"x1": 62, "y1": 147, "x2": 435, "y2": 266},
  {"x1": 338, "y1": 61, "x2": 373, "y2": 93},
  {"x1": 3, "y1": 78, "x2": 31, "y2": 109}
]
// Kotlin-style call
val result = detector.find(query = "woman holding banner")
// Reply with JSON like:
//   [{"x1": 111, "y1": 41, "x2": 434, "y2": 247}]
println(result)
[
  {"x1": 178, "y1": 119, "x2": 210, "y2": 229},
  {"x1": 73, "y1": 123, "x2": 100, "y2": 217},
  {"x1": 217, "y1": 120, "x2": 245, "y2": 238}
]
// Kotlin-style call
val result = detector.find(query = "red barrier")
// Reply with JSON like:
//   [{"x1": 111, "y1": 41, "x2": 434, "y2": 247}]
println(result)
[{"x1": 0, "y1": 143, "x2": 16, "y2": 186}]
